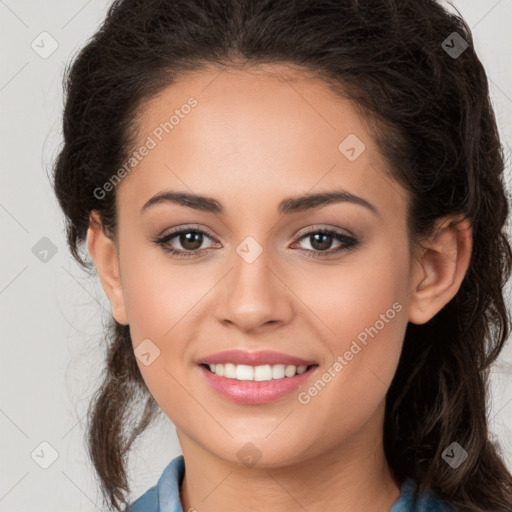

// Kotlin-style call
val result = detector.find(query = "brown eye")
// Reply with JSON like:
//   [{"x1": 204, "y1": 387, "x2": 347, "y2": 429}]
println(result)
[
  {"x1": 153, "y1": 227, "x2": 217, "y2": 259},
  {"x1": 307, "y1": 232, "x2": 335, "y2": 251},
  {"x1": 294, "y1": 228, "x2": 359, "y2": 259},
  {"x1": 178, "y1": 231, "x2": 204, "y2": 251},
  {"x1": 154, "y1": 226, "x2": 358, "y2": 260}
]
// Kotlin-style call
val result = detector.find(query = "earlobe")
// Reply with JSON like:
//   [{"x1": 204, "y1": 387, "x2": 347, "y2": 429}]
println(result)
[
  {"x1": 87, "y1": 211, "x2": 129, "y2": 325},
  {"x1": 408, "y1": 215, "x2": 472, "y2": 325}
]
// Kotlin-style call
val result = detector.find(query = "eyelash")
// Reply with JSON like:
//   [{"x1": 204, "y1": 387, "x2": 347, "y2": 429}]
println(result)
[{"x1": 153, "y1": 225, "x2": 359, "y2": 260}]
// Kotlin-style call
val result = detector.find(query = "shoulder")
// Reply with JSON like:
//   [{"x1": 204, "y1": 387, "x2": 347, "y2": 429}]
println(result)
[
  {"x1": 126, "y1": 455, "x2": 185, "y2": 512},
  {"x1": 388, "y1": 477, "x2": 454, "y2": 512}
]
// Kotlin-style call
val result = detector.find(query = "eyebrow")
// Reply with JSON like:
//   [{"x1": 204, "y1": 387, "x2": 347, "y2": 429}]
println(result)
[{"x1": 140, "y1": 189, "x2": 379, "y2": 216}]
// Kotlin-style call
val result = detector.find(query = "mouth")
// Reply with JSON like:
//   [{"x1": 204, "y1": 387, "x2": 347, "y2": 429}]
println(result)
[
  {"x1": 199, "y1": 362, "x2": 317, "y2": 381},
  {"x1": 197, "y1": 362, "x2": 320, "y2": 404}
]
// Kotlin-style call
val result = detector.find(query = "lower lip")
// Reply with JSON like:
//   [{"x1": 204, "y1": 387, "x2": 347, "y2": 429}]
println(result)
[{"x1": 198, "y1": 364, "x2": 319, "y2": 404}]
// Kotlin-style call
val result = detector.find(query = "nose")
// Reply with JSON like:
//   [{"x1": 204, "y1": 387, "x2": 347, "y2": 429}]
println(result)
[{"x1": 214, "y1": 245, "x2": 295, "y2": 334}]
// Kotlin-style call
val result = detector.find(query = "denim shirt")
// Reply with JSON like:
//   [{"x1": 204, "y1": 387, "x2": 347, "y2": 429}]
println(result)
[{"x1": 127, "y1": 455, "x2": 453, "y2": 512}]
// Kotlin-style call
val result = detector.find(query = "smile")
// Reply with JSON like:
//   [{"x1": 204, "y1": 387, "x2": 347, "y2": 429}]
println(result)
[
  {"x1": 204, "y1": 363, "x2": 310, "y2": 381},
  {"x1": 198, "y1": 363, "x2": 319, "y2": 404}
]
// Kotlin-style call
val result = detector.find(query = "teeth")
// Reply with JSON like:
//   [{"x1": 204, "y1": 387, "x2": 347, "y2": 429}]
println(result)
[
  {"x1": 272, "y1": 364, "x2": 285, "y2": 379},
  {"x1": 236, "y1": 364, "x2": 254, "y2": 381},
  {"x1": 206, "y1": 363, "x2": 309, "y2": 381}
]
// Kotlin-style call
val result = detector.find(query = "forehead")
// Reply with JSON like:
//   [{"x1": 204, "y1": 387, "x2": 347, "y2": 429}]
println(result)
[{"x1": 117, "y1": 64, "x2": 406, "y2": 221}]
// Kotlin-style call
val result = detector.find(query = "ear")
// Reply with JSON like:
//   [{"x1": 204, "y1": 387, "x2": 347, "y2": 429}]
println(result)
[
  {"x1": 408, "y1": 214, "x2": 472, "y2": 325},
  {"x1": 87, "y1": 210, "x2": 129, "y2": 325}
]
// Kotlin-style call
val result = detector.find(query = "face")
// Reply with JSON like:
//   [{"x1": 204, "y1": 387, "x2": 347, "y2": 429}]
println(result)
[{"x1": 98, "y1": 64, "x2": 418, "y2": 467}]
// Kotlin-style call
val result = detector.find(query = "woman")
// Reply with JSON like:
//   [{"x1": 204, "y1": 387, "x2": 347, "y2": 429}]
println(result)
[{"x1": 52, "y1": 0, "x2": 512, "y2": 510}]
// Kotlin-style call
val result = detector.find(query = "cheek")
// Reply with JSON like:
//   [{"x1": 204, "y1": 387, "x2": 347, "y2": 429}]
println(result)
[
  {"x1": 296, "y1": 237, "x2": 408, "y2": 348},
  {"x1": 333, "y1": 267, "x2": 406, "y2": 346},
  {"x1": 117, "y1": 239, "x2": 211, "y2": 406},
  {"x1": 291, "y1": 243, "x2": 409, "y2": 412},
  {"x1": 120, "y1": 257, "x2": 195, "y2": 419},
  {"x1": 331, "y1": 248, "x2": 408, "y2": 371},
  {"x1": 118, "y1": 235, "x2": 184, "y2": 339}
]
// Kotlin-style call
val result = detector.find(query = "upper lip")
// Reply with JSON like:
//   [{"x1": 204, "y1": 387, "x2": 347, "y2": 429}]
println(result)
[{"x1": 197, "y1": 350, "x2": 317, "y2": 367}]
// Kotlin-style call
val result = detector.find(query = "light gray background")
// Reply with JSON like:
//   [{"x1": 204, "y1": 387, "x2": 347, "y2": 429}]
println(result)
[{"x1": 1, "y1": 1, "x2": 512, "y2": 510}]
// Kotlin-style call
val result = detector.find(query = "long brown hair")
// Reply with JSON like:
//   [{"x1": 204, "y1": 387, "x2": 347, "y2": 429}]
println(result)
[{"x1": 52, "y1": 0, "x2": 512, "y2": 510}]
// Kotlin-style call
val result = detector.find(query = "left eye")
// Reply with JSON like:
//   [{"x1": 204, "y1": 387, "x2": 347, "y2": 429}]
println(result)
[
  {"x1": 153, "y1": 227, "x2": 358, "y2": 259},
  {"x1": 295, "y1": 229, "x2": 352, "y2": 252}
]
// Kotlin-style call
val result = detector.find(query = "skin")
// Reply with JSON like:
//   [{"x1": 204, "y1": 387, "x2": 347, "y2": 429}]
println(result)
[{"x1": 87, "y1": 63, "x2": 472, "y2": 512}]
